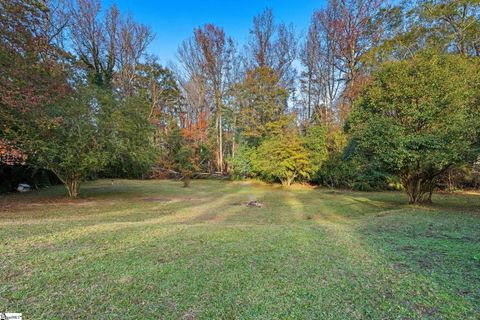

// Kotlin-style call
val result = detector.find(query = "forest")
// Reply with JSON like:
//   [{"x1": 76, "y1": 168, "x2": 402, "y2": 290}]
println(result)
[{"x1": 1, "y1": 0, "x2": 479, "y2": 203}]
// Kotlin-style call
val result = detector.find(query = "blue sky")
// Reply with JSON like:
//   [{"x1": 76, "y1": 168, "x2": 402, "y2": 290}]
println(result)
[{"x1": 104, "y1": 0, "x2": 327, "y2": 65}]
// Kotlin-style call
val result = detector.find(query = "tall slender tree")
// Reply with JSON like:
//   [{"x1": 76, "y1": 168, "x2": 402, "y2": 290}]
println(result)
[
  {"x1": 177, "y1": 24, "x2": 236, "y2": 173},
  {"x1": 300, "y1": 13, "x2": 341, "y2": 125}
]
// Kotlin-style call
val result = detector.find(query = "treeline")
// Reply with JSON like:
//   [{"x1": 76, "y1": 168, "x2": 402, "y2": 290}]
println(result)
[{"x1": 0, "y1": 0, "x2": 479, "y2": 203}]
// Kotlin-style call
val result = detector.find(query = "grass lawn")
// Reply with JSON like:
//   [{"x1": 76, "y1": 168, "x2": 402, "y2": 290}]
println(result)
[{"x1": 1, "y1": 180, "x2": 479, "y2": 319}]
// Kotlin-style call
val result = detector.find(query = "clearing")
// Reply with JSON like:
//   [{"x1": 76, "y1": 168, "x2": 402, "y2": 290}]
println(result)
[{"x1": 0, "y1": 180, "x2": 479, "y2": 319}]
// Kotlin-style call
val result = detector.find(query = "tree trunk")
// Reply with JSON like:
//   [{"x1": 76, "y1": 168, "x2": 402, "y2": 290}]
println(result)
[
  {"x1": 51, "y1": 169, "x2": 81, "y2": 199},
  {"x1": 66, "y1": 179, "x2": 80, "y2": 199},
  {"x1": 232, "y1": 114, "x2": 237, "y2": 160},
  {"x1": 281, "y1": 174, "x2": 295, "y2": 187},
  {"x1": 402, "y1": 174, "x2": 434, "y2": 204},
  {"x1": 307, "y1": 74, "x2": 312, "y2": 120},
  {"x1": 215, "y1": 112, "x2": 224, "y2": 174},
  {"x1": 182, "y1": 176, "x2": 190, "y2": 188},
  {"x1": 219, "y1": 113, "x2": 223, "y2": 174},
  {"x1": 287, "y1": 177, "x2": 293, "y2": 187}
]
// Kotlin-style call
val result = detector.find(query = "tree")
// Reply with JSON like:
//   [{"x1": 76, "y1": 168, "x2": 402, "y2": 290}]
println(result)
[
  {"x1": 134, "y1": 60, "x2": 187, "y2": 172},
  {"x1": 249, "y1": 117, "x2": 312, "y2": 186},
  {"x1": 136, "y1": 60, "x2": 184, "y2": 125},
  {"x1": 3, "y1": 85, "x2": 106, "y2": 198},
  {"x1": 233, "y1": 66, "x2": 288, "y2": 144},
  {"x1": 374, "y1": 0, "x2": 480, "y2": 61},
  {"x1": 349, "y1": 51, "x2": 480, "y2": 203},
  {"x1": 0, "y1": 140, "x2": 27, "y2": 166},
  {"x1": 0, "y1": 0, "x2": 69, "y2": 115},
  {"x1": 69, "y1": 0, "x2": 117, "y2": 88},
  {"x1": 68, "y1": 0, "x2": 157, "y2": 180},
  {"x1": 174, "y1": 146, "x2": 195, "y2": 187},
  {"x1": 69, "y1": 0, "x2": 152, "y2": 89},
  {"x1": 315, "y1": 0, "x2": 392, "y2": 120},
  {"x1": 1, "y1": 0, "x2": 156, "y2": 197},
  {"x1": 252, "y1": 131, "x2": 310, "y2": 187},
  {"x1": 245, "y1": 8, "x2": 297, "y2": 90},
  {"x1": 300, "y1": 12, "x2": 342, "y2": 125},
  {"x1": 411, "y1": 0, "x2": 480, "y2": 56},
  {"x1": 0, "y1": 0, "x2": 74, "y2": 191},
  {"x1": 115, "y1": 15, "x2": 154, "y2": 97},
  {"x1": 177, "y1": 24, "x2": 237, "y2": 173},
  {"x1": 317, "y1": 0, "x2": 387, "y2": 86},
  {"x1": 100, "y1": 94, "x2": 157, "y2": 179},
  {"x1": 165, "y1": 127, "x2": 198, "y2": 187},
  {"x1": 303, "y1": 125, "x2": 328, "y2": 178}
]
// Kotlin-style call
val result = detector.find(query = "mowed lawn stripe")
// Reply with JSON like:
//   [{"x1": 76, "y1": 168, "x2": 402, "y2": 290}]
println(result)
[{"x1": 1, "y1": 180, "x2": 479, "y2": 319}]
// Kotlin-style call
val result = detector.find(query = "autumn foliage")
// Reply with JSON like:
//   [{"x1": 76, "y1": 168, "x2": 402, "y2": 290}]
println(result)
[
  {"x1": 1, "y1": 0, "x2": 479, "y2": 201},
  {"x1": 0, "y1": 139, "x2": 27, "y2": 166}
]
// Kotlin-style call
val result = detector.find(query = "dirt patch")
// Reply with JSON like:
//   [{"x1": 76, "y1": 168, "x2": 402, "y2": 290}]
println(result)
[
  {"x1": 182, "y1": 310, "x2": 197, "y2": 320},
  {"x1": 246, "y1": 201, "x2": 264, "y2": 208},
  {"x1": 233, "y1": 201, "x2": 265, "y2": 208}
]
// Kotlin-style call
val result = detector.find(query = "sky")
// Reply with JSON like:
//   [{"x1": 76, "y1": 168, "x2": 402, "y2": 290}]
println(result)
[{"x1": 104, "y1": 0, "x2": 328, "y2": 65}]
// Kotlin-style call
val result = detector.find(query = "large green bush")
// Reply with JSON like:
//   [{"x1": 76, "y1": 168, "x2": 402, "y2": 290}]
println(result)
[{"x1": 349, "y1": 51, "x2": 480, "y2": 203}]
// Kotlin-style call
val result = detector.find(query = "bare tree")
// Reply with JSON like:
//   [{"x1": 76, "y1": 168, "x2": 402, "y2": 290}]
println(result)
[
  {"x1": 300, "y1": 21, "x2": 321, "y2": 123},
  {"x1": 69, "y1": 0, "x2": 152, "y2": 91},
  {"x1": 248, "y1": 8, "x2": 275, "y2": 68},
  {"x1": 177, "y1": 39, "x2": 209, "y2": 130},
  {"x1": 300, "y1": 12, "x2": 341, "y2": 126},
  {"x1": 313, "y1": 0, "x2": 389, "y2": 121},
  {"x1": 319, "y1": 0, "x2": 385, "y2": 86},
  {"x1": 245, "y1": 8, "x2": 297, "y2": 90},
  {"x1": 69, "y1": 0, "x2": 116, "y2": 87},
  {"x1": 115, "y1": 15, "x2": 154, "y2": 97}
]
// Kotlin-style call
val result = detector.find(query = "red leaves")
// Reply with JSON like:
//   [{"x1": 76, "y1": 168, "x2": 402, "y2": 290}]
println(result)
[
  {"x1": 194, "y1": 24, "x2": 226, "y2": 72},
  {"x1": 0, "y1": 139, "x2": 27, "y2": 166},
  {"x1": 0, "y1": 0, "x2": 70, "y2": 113}
]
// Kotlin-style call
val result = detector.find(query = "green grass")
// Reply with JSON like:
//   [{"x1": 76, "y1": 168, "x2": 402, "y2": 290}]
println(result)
[{"x1": 1, "y1": 180, "x2": 479, "y2": 319}]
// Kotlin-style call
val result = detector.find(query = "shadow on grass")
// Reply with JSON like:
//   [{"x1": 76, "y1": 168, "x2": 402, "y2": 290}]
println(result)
[{"x1": 2, "y1": 180, "x2": 480, "y2": 319}]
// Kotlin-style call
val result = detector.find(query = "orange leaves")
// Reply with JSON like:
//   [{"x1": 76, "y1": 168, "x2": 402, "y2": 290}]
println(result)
[{"x1": 180, "y1": 111, "x2": 209, "y2": 145}]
